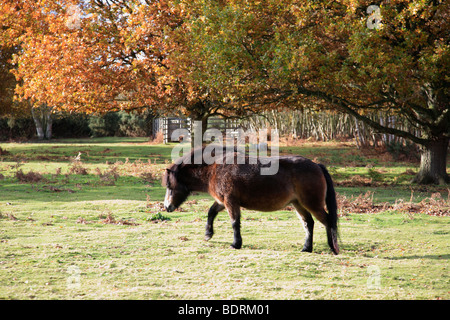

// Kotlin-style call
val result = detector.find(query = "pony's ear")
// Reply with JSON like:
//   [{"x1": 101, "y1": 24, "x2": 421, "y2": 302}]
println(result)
[{"x1": 162, "y1": 168, "x2": 172, "y2": 187}]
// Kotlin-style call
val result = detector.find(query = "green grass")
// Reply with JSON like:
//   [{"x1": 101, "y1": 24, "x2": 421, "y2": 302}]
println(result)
[{"x1": 0, "y1": 138, "x2": 449, "y2": 299}]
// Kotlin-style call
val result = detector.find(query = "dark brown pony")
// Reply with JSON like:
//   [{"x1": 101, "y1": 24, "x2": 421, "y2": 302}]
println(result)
[{"x1": 163, "y1": 147, "x2": 339, "y2": 254}]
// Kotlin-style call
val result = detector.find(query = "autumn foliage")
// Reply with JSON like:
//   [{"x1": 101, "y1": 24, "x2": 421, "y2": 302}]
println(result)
[
  {"x1": 2, "y1": 0, "x2": 173, "y2": 112},
  {"x1": 0, "y1": 0, "x2": 449, "y2": 184}
]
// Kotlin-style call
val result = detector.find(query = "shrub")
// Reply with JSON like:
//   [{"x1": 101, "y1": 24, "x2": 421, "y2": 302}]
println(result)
[
  {"x1": 68, "y1": 162, "x2": 89, "y2": 175},
  {"x1": 0, "y1": 117, "x2": 35, "y2": 141},
  {"x1": 117, "y1": 111, "x2": 151, "y2": 137},
  {"x1": 52, "y1": 112, "x2": 91, "y2": 138},
  {"x1": 386, "y1": 141, "x2": 420, "y2": 161},
  {"x1": 147, "y1": 212, "x2": 171, "y2": 222},
  {"x1": 88, "y1": 112, "x2": 120, "y2": 137},
  {"x1": 15, "y1": 170, "x2": 43, "y2": 183},
  {"x1": 2, "y1": 110, "x2": 155, "y2": 140}
]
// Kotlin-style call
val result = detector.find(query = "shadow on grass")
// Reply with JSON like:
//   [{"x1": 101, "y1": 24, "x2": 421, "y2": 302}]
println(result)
[
  {"x1": 383, "y1": 254, "x2": 450, "y2": 260},
  {"x1": 2, "y1": 175, "x2": 166, "y2": 203}
]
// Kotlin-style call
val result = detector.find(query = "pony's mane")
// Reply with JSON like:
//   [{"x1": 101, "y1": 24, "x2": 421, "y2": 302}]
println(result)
[
  {"x1": 173, "y1": 145, "x2": 240, "y2": 166},
  {"x1": 163, "y1": 146, "x2": 243, "y2": 187}
]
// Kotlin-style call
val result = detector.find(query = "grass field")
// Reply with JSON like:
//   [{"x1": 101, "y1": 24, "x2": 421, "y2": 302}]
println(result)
[{"x1": 0, "y1": 137, "x2": 449, "y2": 299}]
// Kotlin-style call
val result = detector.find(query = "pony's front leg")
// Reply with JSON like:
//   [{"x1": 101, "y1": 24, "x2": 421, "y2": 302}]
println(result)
[
  {"x1": 225, "y1": 199, "x2": 242, "y2": 249},
  {"x1": 205, "y1": 201, "x2": 225, "y2": 241}
]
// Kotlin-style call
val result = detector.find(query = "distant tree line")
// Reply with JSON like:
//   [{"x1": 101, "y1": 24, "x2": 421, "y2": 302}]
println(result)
[
  {"x1": 1, "y1": 107, "x2": 420, "y2": 163},
  {"x1": 0, "y1": 110, "x2": 155, "y2": 141}
]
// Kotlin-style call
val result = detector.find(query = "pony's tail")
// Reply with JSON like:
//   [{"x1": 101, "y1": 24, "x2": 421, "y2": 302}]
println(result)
[{"x1": 318, "y1": 164, "x2": 339, "y2": 255}]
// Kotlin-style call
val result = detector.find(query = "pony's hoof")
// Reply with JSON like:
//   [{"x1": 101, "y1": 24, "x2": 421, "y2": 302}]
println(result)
[
  {"x1": 204, "y1": 235, "x2": 212, "y2": 241},
  {"x1": 331, "y1": 248, "x2": 339, "y2": 255},
  {"x1": 230, "y1": 244, "x2": 242, "y2": 249},
  {"x1": 301, "y1": 247, "x2": 313, "y2": 253}
]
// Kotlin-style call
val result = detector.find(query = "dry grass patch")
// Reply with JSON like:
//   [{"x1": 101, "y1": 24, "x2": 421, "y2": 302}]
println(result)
[
  {"x1": 338, "y1": 190, "x2": 450, "y2": 216},
  {"x1": 15, "y1": 169, "x2": 44, "y2": 183}
]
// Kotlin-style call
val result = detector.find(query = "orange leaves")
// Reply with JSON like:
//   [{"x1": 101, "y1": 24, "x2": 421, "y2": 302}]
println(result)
[
  {"x1": 6, "y1": 0, "x2": 447, "y2": 126},
  {"x1": 2, "y1": 0, "x2": 181, "y2": 113},
  {"x1": 2, "y1": 0, "x2": 248, "y2": 116}
]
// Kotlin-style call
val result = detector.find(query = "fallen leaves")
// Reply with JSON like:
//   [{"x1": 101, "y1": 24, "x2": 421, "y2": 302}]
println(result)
[
  {"x1": 391, "y1": 192, "x2": 450, "y2": 216},
  {"x1": 337, "y1": 191, "x2": 387, "y2": 214},
  {"x1": 337, "y1": 190, "x2": 450, "y2": 216},
  {"x1": 0, "y1": 212, "x2": 17, "y2": 220},
  {"x1": 43, "y1": 185, "x2": 75, "y2": 193},
  {"x1": 15, "y1": 169, "x2": 43, "y2": 183},
  {"x1": 337, "y1": 175, "x2": 373, "y2": 187},
  {"x1": 77, "y1": 212, "x2": 140, "y2": 226},
  {"x1": 0, "y1": 147, "x2": 11, "y2": 156}
]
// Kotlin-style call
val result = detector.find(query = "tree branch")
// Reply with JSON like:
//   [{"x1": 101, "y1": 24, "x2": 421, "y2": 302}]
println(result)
[{"x1": 296, "y1": 86, "x2": 430, "y2": 146}]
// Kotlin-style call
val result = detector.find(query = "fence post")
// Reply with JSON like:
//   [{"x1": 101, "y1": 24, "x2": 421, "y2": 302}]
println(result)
[{"x1": 163, "y1": 117, "x2": 168, "y2": 144}]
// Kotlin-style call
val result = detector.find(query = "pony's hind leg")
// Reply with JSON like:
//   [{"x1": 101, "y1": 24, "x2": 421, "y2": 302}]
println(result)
[
  {"x1": 307, "y1": 207, "x2": 339, "y2": 255},
  {"x1": 205, "y1": 201, "x2": 225, "y2": 241},
  {"x1": 291, "y1": 201, "x2": 314, "y2": 252},
  {"x1": 224, "y1": 197, "x2": 242, "y2": 249}
]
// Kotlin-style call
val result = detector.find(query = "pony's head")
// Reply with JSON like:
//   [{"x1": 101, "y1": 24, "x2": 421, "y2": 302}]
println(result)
[{"x1": 162, "y1": 165, "x2": 190, "y2": 212}]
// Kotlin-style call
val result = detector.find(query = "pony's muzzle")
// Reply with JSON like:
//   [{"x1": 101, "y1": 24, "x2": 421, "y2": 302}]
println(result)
[
  {"x1": 165, "y1": 204, "x2": 175, "y2": 212},
  {"x1": 164, "y1": 188, "x2": 175, "y2": 212}
]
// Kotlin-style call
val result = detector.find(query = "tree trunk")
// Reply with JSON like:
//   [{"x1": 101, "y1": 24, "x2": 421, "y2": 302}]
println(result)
[
  {"x1": 31, "y1": 105, "x2": 53, "y2": 140},
  {"x1": 31, "y1": 107, "x2": 45, "y2": 140},
  {"x1": 45, "y1": 108, "x2": 53, "y2": 139},
  {"x1": 190, "y1": 114, "x2": 209, "y2": 148},
  {"x1": 413, "y1": 137, "x2": 449, "y2": 185}
]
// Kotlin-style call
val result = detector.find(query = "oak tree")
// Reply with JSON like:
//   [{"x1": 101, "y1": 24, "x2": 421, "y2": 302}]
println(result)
[
  {"x1": 0, "y1": 0, "x2": 254, "y2": 139},
  {"x1": 185, "y1": 0, "x2": 449, "y2": 184}
]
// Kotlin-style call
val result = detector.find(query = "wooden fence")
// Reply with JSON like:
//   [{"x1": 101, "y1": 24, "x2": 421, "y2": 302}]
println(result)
[{"x1": 153, "y1": 117, "x2": 241, "y2": 144}]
